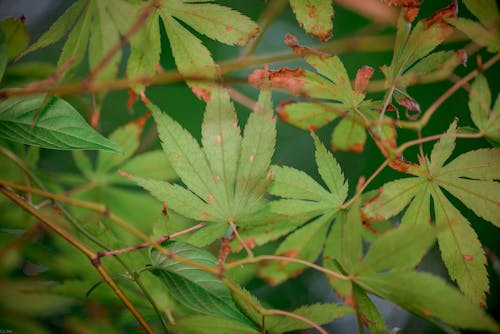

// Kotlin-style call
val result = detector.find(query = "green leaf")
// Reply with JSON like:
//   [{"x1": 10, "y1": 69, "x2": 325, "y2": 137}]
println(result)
[
  {"x1": 201, "y1": 87, "x2": 241, "y2": 213},
  {"x1": 311, "y1": 132, "x2": 348, "y2": 204},
  {"x1": 431, "y1": 186, "x2": 489, "y2": 306},
  {"x1": 73, "y1": 150, "x2": 94, "y2": 177},
  {"x1": 277, "y1": 102, "x2": 340, "y2": 130},
  {"x1": 134, "y1": 177, "x2": 221, "y2": 222},
  {"x1": 230, "y1": 286, "x2": 264, "y2": 327},
  {"x1": 161, "y1": 13, "x2": 216, "y2": 100},
  {"x1": 96, "y1": 118, "x2": 142, "y2": 173},
  {"x1": 356, "y1": 271, "x2": 499, "y2": 332},
  {"x1": 468, "y1": 74, "x2": 500, "y2": 142},
  {"x1": 331, "y1": 118, "x2": 366, "y2": 152},
  {"x1": 20, "y1": 0, "x2": 87, "y2": 57},
  {"x1": 57, "y1": 1, "x2": 93, "y2": 72},
  {"x1": 269, "y1": 165, "x2": 331, "y2": 202},
  {"x1": 171, "y1": 315, "x2": 259, "y2": 334},
  {"x1": 438, "y1": 148, "x2": 500, "y2": 180},
  {"x1": 0, "y1": 17, "x2": 30, "y2": 60},
  {"x1": 162, "y1": 1, "x2": 259, "y2": 46},
  {"x1": 446, "y1": 17, "x2": 500, "y2": 53},
  {"x1": 463, "y1": 0, "x2": 500, "y2": 29},
  {"x1": 259, "y1": 214, "x2": 331, "y2": 285},
  {"x1": 352, "y1": 285, "x2": 387, "y2": 334},
  {"x1": 127, "y1": 9, "x2": 161, "y2": 93},
  {"x1": 112, "y1": 150, "x2": 177, "y2": 183},
  {"x1": 150, "y1": 240, "x2": 252, "y2": 324},
  {"x1": 150, "y1": 103, "x2": 215, "y2": 203},
  {"x1": 266, "y1": 303, "x2": 352, "y2": 333},
  {"x1": 289, "y1": 0, "x2": 334, "y2": 41},
  {"x1": 437, "y1": 178, "x2": 500, "y2": 227},
  {"x1": 233, "y1": 86, "x2": 276, "y2": 216},
  {"x1": 324, "y1": 196, "x2": 363, "y2": 273},
  {"x1": 0, "y1": 96, "x2": 122, "y2": 152},
  {"x1": 356, "y1": 224, "x2": 435, "y2": 274},
  {"x1": 429, "y1": 120, "x2": 457, "y2": 174},
  {"x1": 88, "y1": 1, "x2": 122, "y2": 81},
  {"x1": 362, "y1": 177, "x2": 423, "y2": 222}
]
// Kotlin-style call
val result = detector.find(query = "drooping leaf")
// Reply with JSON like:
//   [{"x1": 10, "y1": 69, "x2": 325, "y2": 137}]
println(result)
[
  {"x1": 149, "y1": 240, "x2": 252, "y2": 325},
  {"x1": 362, "y1": 121, "x2": 500, "y2": 305},
  {"x1": 265, "y1": 303, "x2": 352, "y2": 333},
  {"x1": 0, "y1": 96, "x2": 122, "y2": 152},
  {"x1": 355, "y1": 223, "x2": 435, "y2": 274},
  {"x1": 356, "y1": 272, "x2": 499, "y2": 332},
  {"x1": 0, "y1": 17, "x2": 30, "y2": 61},
  {"x1": 171, "y1": 315, "x2": 259, "y2": 334},
  {"x1": 289, "y1": 0, "x2": 334, "y2": 41}
]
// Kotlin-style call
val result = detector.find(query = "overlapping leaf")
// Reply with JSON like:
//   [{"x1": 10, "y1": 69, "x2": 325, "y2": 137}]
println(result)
[
  {"x1": 249, "y1": 35, "x2": 395, "y2": 153},
  {"x1": 363, "y1": 121, "x2": 500, "y2": 306},
  {"x1": 149, "y1": 240, "x2": 253, "y2": 325},
  {"x1": 446, "y1": 0, "x2": 500, "y2": 53},
  {"x1": 21, "y1": 0, "x2": 134, "y2": 81},
  {"x1": 0, "y1": 96, "x2": 122, "y2": 152},
  {"x1": 259, "y1": 132, "x2": 348, "y2": 284},
  {"x1": 135, "y1": 86, "x2": 276, "y2": 246},
  {"x1": 289, "y1": 0, "x2": 334, "y2": 41},
  {"x1": 468, "y1": 73, "x2": 500, "y2": 143}
]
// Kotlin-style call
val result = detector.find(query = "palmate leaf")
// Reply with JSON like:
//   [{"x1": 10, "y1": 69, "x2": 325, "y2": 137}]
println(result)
[
  {"x1": 363, "y1": 121, "x2": 500, "y2": 306},
  {"x1": 128, "y1": 0, "x2": 259, "y2": 95},
  {"x1": 135, "y1": 86, "x2": 276, "y2": 246},
  {"x1": 149, "y1": 240, "x2": 253, "y2": 325},
  {"x1": 356, "y1": 272, "x2": 499, "y2": 332},
  {"x1": 0, "y1": 96, "x2": 121, "y2": 152},
  {"x1": 250, "y1": 35, "x2": 395, "y2": 153},
  {"x1": 289, "y1": 0, "x2": 334, "y2": 41},
  {"x1": 21, "y1": 0, "x2": 134, "y2": 80},
  {"x1": 260, "y1": 132, "x2": 348, "y2": 284}
]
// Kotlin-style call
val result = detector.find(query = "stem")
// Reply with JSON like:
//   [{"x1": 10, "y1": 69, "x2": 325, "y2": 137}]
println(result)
[
  {"x1": 264, "y1": 309, "x2": 328, "y2": 334},
  {"x1": 1, "y1": 33, "x2": 468, "y2": 100},
  {"x1": 229, "y1": 219, "x2": 254, "y2": 258},
  {"x1": 0, "y1": 186, "x2": 154, "y2": 334},
  {"x1": 395, "y1": 131, "x2": 484, "y2": 155},
  {"x1": 225, "y1": 255, "x2": 349, "y2": 281},
  {"x1": 340, "y1": 159, "x2": 390, "y2": 209},
  {"x1": 97, "y1": 222, "x2": 206, "y2": 258}
]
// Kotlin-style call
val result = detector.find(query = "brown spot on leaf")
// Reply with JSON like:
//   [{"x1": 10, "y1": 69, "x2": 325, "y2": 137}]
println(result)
[
  {"x1": 218, "y1": 237, "x2": 231, "y2": 263},
  {"x1": 191, "y1": 87, "x2": 211, "y2": 102},
  {"x1": 284, "y1": 34, "x2": 330, "y2": 57},
  {"x1": 464, "y1": 254, "x2": 474, "y2": 261},
  {"x1": 162, "y1": 203, "x2": 168, "y2": 215},
  {"x1": 249, "y1": 67, "x2": 306, "y2": 96},
  {"x1": 202, "y1": 211, "x2": 210, "y2": 219},
  {"x1": 127, "y1": 89, "x2": 138, "y2": 109},
  {"x1": 206, "y1": 194, "x2": 214, "y2": 203},
  {"x1": 354, "y1": 66, "x2": 374, "y2": 94},
  {"x1": 456, "y1": 49, "x2": 467, "y2": 66},
  {"x1": 403, "y1": 5, "x2": 420, "y2": 22},
  {"x1": 422, "y1": 309, "x2": 432, "y2": 317},
  {"x1": 277, "y1": 100, "x2": 294, "y2": 122},
  {"x1": 308, "y1": 5, "x2": 317, "y2": 18},
  {"x1": 118, "y1": 170, "x2": 132, "y2": 179},
  {"x1": 53, "y1": 204, "x2": 62, "y2": 216},
  {"x1": 225, "y1": 26, "x2": 232, "y2": 32},
  {"x1": 423, "y1": 0, "x2": 457, "y2": 27}
]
